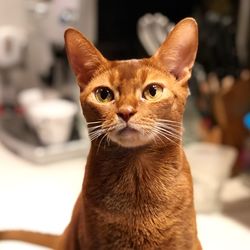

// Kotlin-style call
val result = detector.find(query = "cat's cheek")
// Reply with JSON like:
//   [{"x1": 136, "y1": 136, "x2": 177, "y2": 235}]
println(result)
[{"x1": 171, "y1": 101, "x2": 178, "y2": 112}]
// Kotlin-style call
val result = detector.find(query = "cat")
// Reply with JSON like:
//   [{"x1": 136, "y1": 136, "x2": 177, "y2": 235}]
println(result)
[{"x1": 0, "y1": 17, "x2": 201, "y2": 249}]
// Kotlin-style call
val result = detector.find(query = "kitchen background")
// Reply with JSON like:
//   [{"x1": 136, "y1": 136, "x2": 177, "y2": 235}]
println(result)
[{"x1": 0, "y1": 0, "x2": 250, "y2": 249}]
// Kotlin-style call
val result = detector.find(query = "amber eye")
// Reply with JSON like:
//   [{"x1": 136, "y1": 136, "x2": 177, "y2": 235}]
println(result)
[
  {"x1": 143, "y1": 84, "x2": 163, "y2": 100},
  {"x1": 95, "y1": 87, "x2": 114, "y2": 103}
]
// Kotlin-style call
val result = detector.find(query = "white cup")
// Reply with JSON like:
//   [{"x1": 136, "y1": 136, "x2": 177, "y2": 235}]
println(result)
[
  {"x1": 18, "y1": 88, "x2": 43, "y2": 111},
  {"x1": 27, "y1": 99, "x2": 77, "y2": 145}
]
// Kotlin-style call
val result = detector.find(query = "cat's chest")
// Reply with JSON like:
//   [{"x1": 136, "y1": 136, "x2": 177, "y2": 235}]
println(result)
[
  {"x1": 83, "y1": 159, "x2": 193, "y2": 249},
  {"x1": 84, "y1": 165, "x2": 189, "y2": 228},
  {"x1": 84, "y1": 200, "x2": 190, "y2": 250},
  {"x1": 86, "y1": 160, "x2": 185, "y2": 214},
  {"x1": 85, "y1": 202, "x2": 174, "y2": 249}
]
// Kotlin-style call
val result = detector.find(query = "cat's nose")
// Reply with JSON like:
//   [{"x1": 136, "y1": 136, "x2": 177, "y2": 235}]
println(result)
[{"x1": 117, "y1": 105, "x2": 136, "y2": 122}]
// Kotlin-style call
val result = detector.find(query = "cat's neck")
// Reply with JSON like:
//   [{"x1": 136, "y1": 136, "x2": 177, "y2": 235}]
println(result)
[
  {"x1": 84, "y1": 141, "x2": 184, "y2": 192},
  {"x1": 91, "y1": 140, "x2": 181, "y2": 166},
  {"x1": 82, "y1": 142, "x2": 186, "y2": 215}
]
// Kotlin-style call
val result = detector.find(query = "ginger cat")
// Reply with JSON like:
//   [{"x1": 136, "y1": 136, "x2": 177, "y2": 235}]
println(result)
[{"x1": 0, "y1": 18, "x2": 201, "y2": 249}]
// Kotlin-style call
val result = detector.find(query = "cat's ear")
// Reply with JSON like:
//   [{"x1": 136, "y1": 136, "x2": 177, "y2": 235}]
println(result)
[
  {"x1": 64, "y1": 28, "x2": 107, "y2": 90},
  {"x1": 152, "y1": 18, "x2": 198, "y2": 83}
]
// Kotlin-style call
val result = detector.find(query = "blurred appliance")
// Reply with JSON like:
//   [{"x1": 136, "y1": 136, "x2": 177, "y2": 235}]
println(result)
[
  {"x1": 0, "y1": 112, "x2": 89, "y2": 164},
  {"x1": 26, "y1": 0, "x2": 97, "y2": 96},
  {"x1": 0, "y1": 26, "x2": 27, "y2": 106},
  {"x1": 0, "y1": 0, "x2": 97, "y2": 164},
  {"x1": 137, "y1": 13, "x2": 174, "y2": 56}
]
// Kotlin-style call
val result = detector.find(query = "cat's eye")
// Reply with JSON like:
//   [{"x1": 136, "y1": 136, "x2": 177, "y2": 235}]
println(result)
[
  {"x1": 143, "y1": 84, "x2": 163, "y2": 101},
  {"x1": 95, "y1": 87, "x2": 114, "y2": 103}
]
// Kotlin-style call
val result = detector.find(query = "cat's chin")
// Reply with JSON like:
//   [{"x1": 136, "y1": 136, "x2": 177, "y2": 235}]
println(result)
[
  {"x1": 108, "y1": 128, "x2": 152, "y2": 148},
  {"x1": 110, "y1": 138, "x2": 150, "y2": 148}
]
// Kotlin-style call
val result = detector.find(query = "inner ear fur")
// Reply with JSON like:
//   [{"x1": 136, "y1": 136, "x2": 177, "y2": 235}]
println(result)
[
  {"x1": 64, "y1": 28, "x2": 107, "y2": 90},
  {"x1": 152, "y1": 18, "x2": 198, "y2": 83}
]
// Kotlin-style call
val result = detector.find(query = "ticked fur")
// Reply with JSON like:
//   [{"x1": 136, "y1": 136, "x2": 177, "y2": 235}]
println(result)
[{"x1": 0, "y1": 18, "x2": 201, "y2": 249}]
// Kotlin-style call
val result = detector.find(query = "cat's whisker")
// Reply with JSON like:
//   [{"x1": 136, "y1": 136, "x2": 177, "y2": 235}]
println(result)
[
  {"x1": 155, "y1": 123, "x2": 183, "y2": 134},
  {"x1": 157, "y1": 132, "x2": 181, "y2": 147},
  {"x1": 156, "y1": 122, "x2": 182, "y2": 130},
  {"x1": 88, "y1": 125, "x2": 103, "y2": 132},
  {"x1": 152, "y1": 126, "x2": 182, "y2": 146},
  {"x1": 156, "y1": 126, "x2": 183, "y2": 140},
  {"x1": 88, "y1": 128, "x2": 103, "y2": 135},
  {"x1": 86, "y1": 121, "x2": 103, "y2": 124},
  {"x1": 155, "y1": 121, "x2": 183, "y2": 128},
  {"x1": 155, "y1": 124, "x2": 184, "y2": 140},
  {"x1": 161, "y1": 131, "x2": 182, "y2": 141},
  {"x1": 89, "y1": 134, "x2": 101, "y2": 142},
  {"x1": 88, "y1": 122, "x2": 117, "y2": 147},
  {"x1": 156, "y1": 118, "x2": 182, "y2": 124},
  {"x1": 156, "y1": 134, "x2": 182, "y2": 144},
  {"x1": 151, "y1": 128, "x2": 179, "y2": 146},
  {"x1": 139, "y1": 118, "x2": 183, "y2": 132},
  {"x1": 156, "y1": 123, "x2": 183, "y2": 130},
  {"x1": 106, "y1": 135, "x2": 111, "y2": 147},
  {"x1": 89, "y1": 129, "x2": 106, "y2": 141},
  {"x1": 155, "y1": 124, "x2": 183, "y2": 135},
  {"x1": 152, "y1": 131, "x2": 164, "y2": 145},
  {"x1": 97, "y1": 133, "x2": 108, "y2": 152}
]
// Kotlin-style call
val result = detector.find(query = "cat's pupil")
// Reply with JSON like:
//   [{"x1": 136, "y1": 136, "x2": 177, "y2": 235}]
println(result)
[
  {"x1": 149, "y1": 85, "x2": 157, "y2": 96},
  {"x1": 95, "y1": 87, "x2": 114, "y2": 103},
  {"x1": 100, "y1": 88, "x2": 109, "y2": 99}
]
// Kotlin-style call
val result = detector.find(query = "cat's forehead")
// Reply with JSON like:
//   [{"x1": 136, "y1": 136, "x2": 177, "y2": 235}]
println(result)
[
  {"x1": 109, "y1": 59, "x2": 147, "y2": 82},
  {"x1": 91, "y1": 59, "x2": 174, "y2": 89}
]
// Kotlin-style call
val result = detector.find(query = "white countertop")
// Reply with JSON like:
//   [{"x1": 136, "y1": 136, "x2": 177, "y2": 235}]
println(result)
[{"x1": 0, "y1": 143, "x2": 250, "y2": 250}]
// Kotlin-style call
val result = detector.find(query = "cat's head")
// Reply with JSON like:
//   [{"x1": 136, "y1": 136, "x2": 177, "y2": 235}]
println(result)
[{"x1": 65, "y1": 18, "x2": 198, "y2": 148}]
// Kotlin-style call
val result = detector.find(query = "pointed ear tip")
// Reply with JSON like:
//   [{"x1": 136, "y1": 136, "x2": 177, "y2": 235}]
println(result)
[
  {"x1": 179, "y1": 17, "x2": 197, "y2": 24},
  {"x1": 174, "y1": 18, "x2": 198, "y2": 41},
  {"x1": 64, "y1": 28, "x2": 82, "y2": 40},
  {"x1": 178, "y1": 17, "x2": 198, "y2": 30}
]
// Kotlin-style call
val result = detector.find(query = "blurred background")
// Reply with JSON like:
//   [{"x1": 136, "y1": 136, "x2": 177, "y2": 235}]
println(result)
[{"x1": 0, "y1": 0, "x2": 250, "y2": 249}]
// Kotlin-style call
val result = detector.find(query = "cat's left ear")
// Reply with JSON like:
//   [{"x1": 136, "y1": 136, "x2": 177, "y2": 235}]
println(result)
[
  {"x1": 64, "y1": 28, "x2": 107, "y2": 90},
  {"x1": 152, "y1": 18, "x2": 198, "y2": 83}
]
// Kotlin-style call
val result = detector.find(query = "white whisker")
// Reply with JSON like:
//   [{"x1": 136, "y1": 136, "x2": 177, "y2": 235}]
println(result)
[
  {"x1": 161, "y1": 131, "x2": 182, "y2": 141},
  {"x1": 97, "y1": 133, "x2": 108, "y2": 152},
  {"x1": 156, "y1": 123, "x2": 183, "y2": 129},
  {"x1": 153, "y1": 129, "x2": 181, "y2": 147},
  {"x1": 155, "y1": 124, "x2": 183, "y2": 137},
  {"x1": 89, "y1": 129, "x2": 105, "y2": 141},
  {"x1": 152, "y1": 131, "x2": 164, "y2": 144},
  {"x1": 152, "y1": 123, "x2": 183, "y2": 146},
  {"x1": 155, "y1": 126, "x2": 182, "y2": 140},
  {"x1": 88, "y1": 125, "x2": 103, "y2": 132},
  {"x1": 87, "y1": 121, "x2": 117, "y2": 149},
  {"x1": 156, "y1": 119, "x2": 182, "y2": 125},
  {"x1": 86, "y1": 120, "x2": 103, "y2": 124}
]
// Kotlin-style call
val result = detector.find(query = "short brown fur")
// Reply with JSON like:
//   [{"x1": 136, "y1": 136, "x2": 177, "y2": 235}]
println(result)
[{"x1": 0, "y1": 18, "x2": 201, "y2": 249}]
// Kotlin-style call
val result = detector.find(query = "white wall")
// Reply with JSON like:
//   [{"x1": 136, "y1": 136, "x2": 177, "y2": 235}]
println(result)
[{"x1": 0, "y1": 0, "x2": 28, "y2": 28}]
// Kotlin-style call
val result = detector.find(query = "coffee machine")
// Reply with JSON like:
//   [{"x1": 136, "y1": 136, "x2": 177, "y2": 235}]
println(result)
[{"x1": 0, "y1": 0, "x2": 97, "y2": 164}]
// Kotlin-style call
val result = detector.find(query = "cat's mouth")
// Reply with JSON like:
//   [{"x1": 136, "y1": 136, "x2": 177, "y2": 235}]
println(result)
[
  {"x1": 117, "y1": 126, "x2": 138, "y2": 136},
  {"x1": 108, "y1": 123, "x2": 150, "y2": 148}
]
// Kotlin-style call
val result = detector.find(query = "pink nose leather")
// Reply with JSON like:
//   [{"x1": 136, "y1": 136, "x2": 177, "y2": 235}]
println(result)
[{"x1": 117, "y1": 105, "x2": 136, "y2": 122}]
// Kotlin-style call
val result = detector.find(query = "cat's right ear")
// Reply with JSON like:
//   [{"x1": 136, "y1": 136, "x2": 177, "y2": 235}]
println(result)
[{"x1": 64, "y1": 28, "x2": 107, "y2": 90}]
